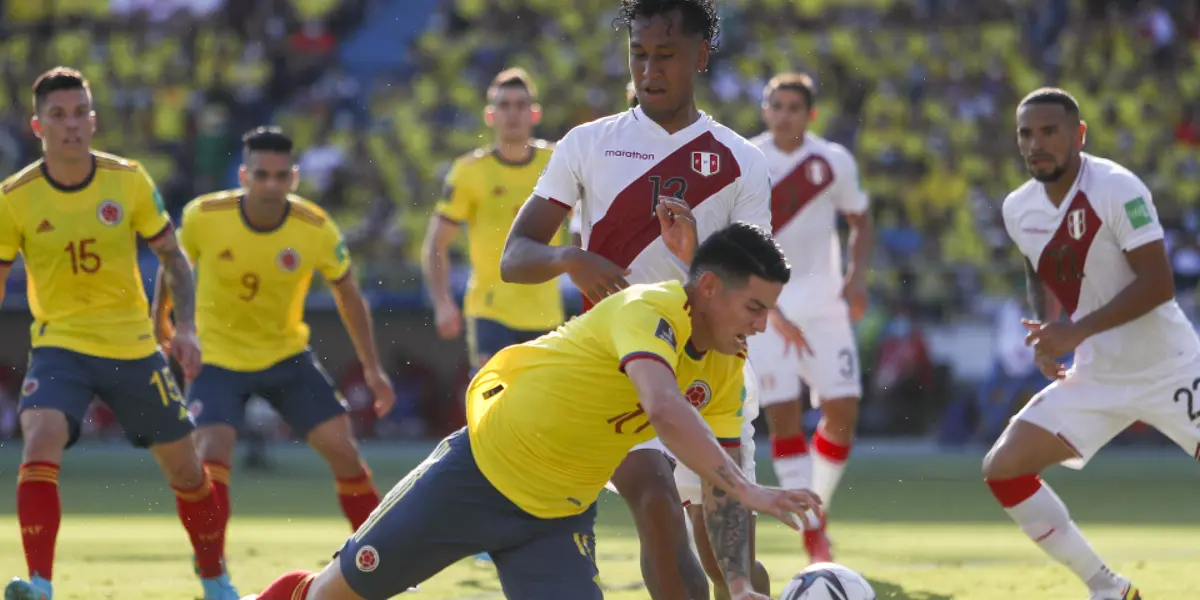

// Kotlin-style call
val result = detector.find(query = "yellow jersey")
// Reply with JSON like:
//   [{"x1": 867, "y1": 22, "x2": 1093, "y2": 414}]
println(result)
[
  {"x1": 0, "y1": 152, "x2": 171, "y2": 359},
  {"x1": 467, "y1": 281, "x2": 745, "y2": 518},
  {"x1": 435, "y1": 143, "x2": 565, "y2": 331},
  {"x1": 178, "y1": 191, "x2": 351, "y2": 372}
]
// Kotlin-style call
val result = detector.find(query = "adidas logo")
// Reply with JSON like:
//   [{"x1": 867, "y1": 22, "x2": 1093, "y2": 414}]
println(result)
[
  {"x1": 218, "y1": 249, "x2": 233, "y2": 261},
  {"x1": 36, "y1": 220, "x2": 54, "y2": 233}
]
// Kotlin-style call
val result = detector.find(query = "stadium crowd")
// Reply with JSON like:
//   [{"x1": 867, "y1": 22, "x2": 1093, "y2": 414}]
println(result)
[{"x1": 0, "y1": 0, "x2": 1198, "y2": 444}]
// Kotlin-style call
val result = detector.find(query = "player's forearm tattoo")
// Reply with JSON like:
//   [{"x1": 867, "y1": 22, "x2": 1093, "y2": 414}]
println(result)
[
  {"x1": 704, "y1": 448, "x2": 752, "y2": 588},
  {"x1": 159, "y1": 248, "x2": 196, "y2": 327},
  {"x1": 1025, "y1": 259, "x2": 1047, "y2": 321}
]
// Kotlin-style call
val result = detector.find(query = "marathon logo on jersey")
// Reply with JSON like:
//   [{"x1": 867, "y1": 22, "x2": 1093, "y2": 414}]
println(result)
[
  {"x1": 355, "y1": 545, "x2": 380, "y2": 572},
  {"x1": 684, "y1": 380, "x2": 711, "y2": 409},
  {"x1": 655, "y1": 318, "x2": 677, "y2": 350},
  {"x1": 277, "y1": 248, "x2": 300, "y2": 272},
  {"x1": 605, "y1": 149, "x2": 656, "y2": 161},
  {"x1": 97, "y1": 200, "x2": 123, "y2": 226},
  {"x1": 1066, "y1": 208, "x2": 1088, "y2": 240},
  {"x1": 692, "y1": 152, "x2": 720, "y2": 177},
  {"x1": 20, "y1": 377, "x2": 38, "y2": 397}
]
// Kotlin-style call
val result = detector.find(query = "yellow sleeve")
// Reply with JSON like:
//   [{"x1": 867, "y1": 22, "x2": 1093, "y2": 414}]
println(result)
[
  {"x1": 131, "y1": 163, "x2": 171, "y2": 240},
  {"x1": 611, "y1": 299, "x2": 682, "y2": 374},
  {"x1": 177, "y1": 202, "x2": 200, "y2": 261},
  {"x1": 0, "y1": 192, "x2": 20, "y2": 263},
  {"x1": 702, "y1": 359, "x2": 746, "y2": 446},
  {"x1": 316, "y1": 217, "x2": 352, "y2": 283},
  {"x1": 433, "y1": 159, "x2": 475, "y2": 223}
]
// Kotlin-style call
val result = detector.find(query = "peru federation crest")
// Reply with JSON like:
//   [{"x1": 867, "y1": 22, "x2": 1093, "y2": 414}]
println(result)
[
  {"x1": 692, "y1": 151, "x2": 720, "y2": 177},
  {"x1": 1066, "y1": 208, "x2": 1087, "y2": 240}
]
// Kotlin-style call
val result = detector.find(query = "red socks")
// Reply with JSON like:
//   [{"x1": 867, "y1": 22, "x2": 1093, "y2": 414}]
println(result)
[
  {"x1": 812, "y1": 429, "x2": 852, "y2": 464},
  {"x1": 986, "y1": 474, "x2": 1044, "y2": 508},
  {"x1": 258, "y1": 570, "x2": 316, "y2": 600},
  {"x1": 17, "y1": 462, "x2": 61, "y2": 581},
  {"x1": 173, "y1": 474, "x2": 226, "y2": 579},
  {"x1": 203, "y1": 460, "x2": 232, "y2": 529},
  {"x1": 336, "y1": 466, "x2": 381, "y2": 530},
  {"x1": 770, "y1": 433, "x2": 810, "y2": 459}
]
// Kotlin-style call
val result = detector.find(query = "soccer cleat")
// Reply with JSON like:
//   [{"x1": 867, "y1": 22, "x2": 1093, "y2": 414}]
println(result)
[
  {"x1": 200, "y1": 573, "x2": 240, "y2": 600},
  {"x1": 804, "y1": 517, "x2": 834, "y2": 564},
  {"x1": 1088, "y1": 579, "x2": 1141, "y2": 600},
  {"x1": 4, "y1": 576, "x2": 52, "y2": 600}
]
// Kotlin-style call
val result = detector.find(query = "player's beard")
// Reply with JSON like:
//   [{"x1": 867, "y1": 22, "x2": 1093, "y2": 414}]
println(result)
[{"x1": 1030, "y1": 162, "x2": 1069, "y2": 183}]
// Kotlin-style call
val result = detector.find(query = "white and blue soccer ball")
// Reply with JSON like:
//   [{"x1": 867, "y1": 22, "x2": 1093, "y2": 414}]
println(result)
[{"x1": 780, "y1": 562, "x2": 876, "y2": 600}]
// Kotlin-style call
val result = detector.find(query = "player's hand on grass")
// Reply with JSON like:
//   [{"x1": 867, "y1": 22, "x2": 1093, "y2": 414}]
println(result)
[
  {"x1": 657, "y1": 196, "x2": 697, "y2": 265},
  {"x1": 740, "y1": 484, "x2": 822, "y2": 532},
  {"x1": 1023, "y1": 319, "x2": 1086, "y2": 360},
  {"x1": 365, "y1": 366, "x2": 396, "y2": 417},
  {"x1": 769, "y1": 308, "x2": 812, "y2": 357},
  {"x1": 564, "y1": 247, "x2": 632, "y2": 304},
  {"x1": 170, "y1": 325, "x2": 202, "y2": 382},
  {"x1": 842, "y1": 273, "x2": 869, "y2": 322},
  {"x1": 433, "y1": 301, "x2": 463, "y2": 340}
]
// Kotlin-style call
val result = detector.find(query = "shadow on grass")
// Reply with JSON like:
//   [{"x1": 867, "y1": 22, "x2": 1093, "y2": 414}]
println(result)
[{"x1": 868, "y1": 577, "x2": 954, "y2": 600}]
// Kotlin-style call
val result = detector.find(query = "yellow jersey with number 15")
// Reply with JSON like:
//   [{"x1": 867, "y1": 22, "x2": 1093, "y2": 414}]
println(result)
[
  {"x1": 178, "y1": 190, "x2": 351, "y2": 372},
  {"x1": 434, "y1": 143, "x2": 565, "y2": 331},
  {"x1": 467, "y1": 280, "x2": 745, "y2": 519},
  {"x1": 0, "y1": 152, "x2": 171, "y2": 359}
]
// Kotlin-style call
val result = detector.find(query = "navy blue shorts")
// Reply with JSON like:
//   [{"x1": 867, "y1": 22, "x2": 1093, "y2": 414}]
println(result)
[
  {"x1": 337, "y1": 429, "x2": 601, "y2": 600},
  {"x1": 19, "y1": 347, "x2": 193, "y2": 449},
  {"x1": 467, "y1": 318, "x2": 549, "y2": 371},
  {"x1": 186, "y1": 351, "x2": 346, "y2": 438}
]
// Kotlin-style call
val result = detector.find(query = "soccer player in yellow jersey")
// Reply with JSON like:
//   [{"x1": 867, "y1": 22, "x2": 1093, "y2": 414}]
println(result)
[
  {"x1": 152, "y1": 127, "x2": 395, "y2": 541},
  {"x1": 0, "y1": 68, "x2": 236, "y2": 600},
  {"x1": 421, "y1": 67, "x2": 565, "y2": 374},
  {"x1": 244, "y1": 223, "x2": 822, "y2": 600}
]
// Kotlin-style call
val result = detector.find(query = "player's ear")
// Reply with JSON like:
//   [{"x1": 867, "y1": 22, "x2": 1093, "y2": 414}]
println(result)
[
  {"x1": 30, "y1": 116, "x2": 41, "y2": 139},
  {"x1": 289, "y1": 165, "x2": 300, "y2": 192},
  {"x1": 89, "y1": 111, "x2": 96, "y2": 134},
  {"x1": 697, "y1": 270, "x2": 720, "y2": 298},
  {"x1": 237, "y1": 165, "x2": 248, "y2": 188},
  {"x1": 531, "y1": 103, "x2": 543, "y2": 125},
  {"x1": 695, "y1": 40, "x2": 710, "y2": 73},
  {"x1": 1077, "y1": 120, "x2": 1088, "y2": 147},
  {"x1": 483, "y1": 106, "x2": 496, "y2": 128}
]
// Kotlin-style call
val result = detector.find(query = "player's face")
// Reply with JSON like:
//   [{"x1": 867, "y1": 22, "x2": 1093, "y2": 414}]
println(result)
[
  {"x1": 240, "y1": 152, "x2": 297, "y2": 203},
  {"x1": 1016, "y1": 104, "x2": 1085, "y2": 183},
  {"x1": 697, "y1": 273, "x2": 782, "y2": 355},
  {"x1": 32, "y1": 89, "x2": 95, "y2": 162},
  {"x1": 486, "y1": 86, "x2": 539, "y2": 144},
  {"x1": 628, "y1": 10, "x2": 709, "y2": 120},
  {"x1": 763, "y1": 89, "x2": 811, "y2": 143}
]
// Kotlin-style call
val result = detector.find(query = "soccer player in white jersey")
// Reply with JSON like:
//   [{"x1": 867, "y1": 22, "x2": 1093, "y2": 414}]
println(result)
[
  {"x1": 746, "y1": 73, "x2": 873, "y2": 564},
  {"x1": 500, "y1": 2, "x2": 787, "y2": 598},
  {"x1": 983, "y1": 87, "x2": 1200, "y2": 600}
]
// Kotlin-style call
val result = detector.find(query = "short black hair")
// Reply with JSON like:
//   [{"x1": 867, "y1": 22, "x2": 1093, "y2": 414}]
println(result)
[
  {"x1": 689, "y1": 222, "x2": 790, "y2": 286},
  {"x1": 763, "y1": 73, "x2": 815, "y2": 110},
  {"x1": 1019, "y1": 87, "x2": 1081, "y2": 121},
  {"x1": 32, "y1": 67, "x2": 90, "y2": 111},
  {"x1": 242, "y1": 126, "x2": 294, "y2": 160},
  {"x1": 614, "y1": 0, "x2": 721, "y2": 53}
]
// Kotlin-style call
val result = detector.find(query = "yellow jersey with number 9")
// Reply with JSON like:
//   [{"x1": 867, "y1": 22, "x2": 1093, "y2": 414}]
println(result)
[
  {"x1": 0, "y1": 152, "x2": 172, "y2": 359},
  {"x1": 178, "y1": 190, "x2": 351, "y2": 372}
]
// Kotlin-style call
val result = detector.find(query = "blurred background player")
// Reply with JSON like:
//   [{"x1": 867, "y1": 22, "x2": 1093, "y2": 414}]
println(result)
[
  {"x1": 154, "y1": 127, "x2": 395, "y2": 542},
  {"x1": 982, "y1": 88, "x2": 1200, "y2": 600},
  {"x1": 0, "y1": 68, "x2": 233, "y2": 600},
  {"x1": 245, "y1": 222, "x2": 819, "y2": 600},
  {"x1": 746, "y1": 72, "x2": 873, "y2": 563},
  {"x1": 500, "y1": 1, "x2": 782, "y2": 597}
]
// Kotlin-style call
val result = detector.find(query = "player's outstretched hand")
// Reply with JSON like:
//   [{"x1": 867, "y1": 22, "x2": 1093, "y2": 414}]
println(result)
[
  {"x1": 768, "y1": 308, "x2": 812, "y2": 357},
  {"x1": 171, "y1": 326, "x2": 203, "y2": 383},
  {"x1": 740, "y1": 484, "x2": 822, "y2": 532},
  {"x1": 1023, "y1": 319, "x2": 1085, "y2": 360},
  {"x1": 365, "y1": 366, "x2": 396, "y2": 417},
  {"x1": 564, "y1": 248, "x2": 632, "y2": 304},
  {"x1": 656, "y1": 196, "x2": 698, "y2": 266},
  {"x1": 433, "y1": 302, "x2": 463, "y2": 340}
]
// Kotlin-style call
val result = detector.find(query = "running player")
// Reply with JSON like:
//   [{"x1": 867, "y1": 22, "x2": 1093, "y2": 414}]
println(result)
[
  {"x1": 153, "y1": 127, "x2": 394, "y2": 538},
  {"x1": 499, "y1": 2, "x2": 778, "y2": 597},
  {"x1": 421, "y1": 67, "x2": 564, "y2": 374},
  {"x1": 0, "y1": 68, "x2": 234, "y2": 600},
  {"x1": 244, "y1": 222, "x2": 820, "y2": 600},
  {"x1": 982, "y1": 87, "x2": 1200, "y2": 599},
  {"x1": 746, "y1": 72, "x2": 873, "y2": 563}
]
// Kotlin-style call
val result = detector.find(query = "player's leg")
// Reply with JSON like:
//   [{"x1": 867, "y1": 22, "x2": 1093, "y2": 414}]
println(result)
[
  {"x1": 264, "y1": 352, "x2": 380, "y2": 530},
  {"x1": 982, "y1": 378, "x2": 1137, "y2": 598},
  {"x1": 99, "y1": 352, "x2": 234, "y2": 599},
  {"x1": 252, "y1": 563, "x2": 362, "y2": 600},
  {"x1": 491, "y1": 505, "x2": 603, "y2": 600},
  {"x1": 6, "y1": 349, "x2": 95, "y2": 600},
  {"x1": 748, "y1": 321, "x2": 811, "y2": 493},
  {"x1": 611, "y1": 446, "x2": 709, "y2": 600},
  {"x1": 187, "y1": 364, "x2": 255, "y2": 531}
]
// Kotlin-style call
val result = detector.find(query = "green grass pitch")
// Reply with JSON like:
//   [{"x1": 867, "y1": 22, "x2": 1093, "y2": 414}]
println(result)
[{"x1": 0, "y1": 441, "x2": 1197, "y2": 599}]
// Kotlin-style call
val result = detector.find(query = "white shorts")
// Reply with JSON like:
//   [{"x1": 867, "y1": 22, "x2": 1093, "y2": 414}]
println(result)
[
  {"x1": 1014, "y1": 364, "x2": 1200, "y2": 469},
  {"x1": 748, "y1": 314, "x2": 862, "y2": 408}
]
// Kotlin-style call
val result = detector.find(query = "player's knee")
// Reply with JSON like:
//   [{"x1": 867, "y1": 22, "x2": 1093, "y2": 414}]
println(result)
[
  {"x1": 308, "y1": 422, "x2": 365, "y2": 478},
  {"x1": 821, "y1": 397, "x2": 860, "y2": 435},
  {"x1": 194, "y1": 424, "x2": 237, "y2": 464},
  {"x1": 19, "y1": 409, "x2": 70, "y2": 462},
  {"x1": 981, "y1": 441, "x2": 1029, "y2": 481},
  {"x1": 308, "y1": 560, "x2": 362, "y2": 600}
]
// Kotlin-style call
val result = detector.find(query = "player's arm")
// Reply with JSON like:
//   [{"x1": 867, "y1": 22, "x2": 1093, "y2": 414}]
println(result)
[
  {"x1": 148, "y1": 233, "x2": 196, "y2": 331},
  {"x1": 420, "y1": 215, "x2": 461, "y2": 310},
  {"x1": 0, "y1": 262, "x2": 9, "y2": 307},
  {"x1": 701, "y1": 444, "x2": 756, "y2": 598},
  {"x1": 501, "y1": 131, "x2": 580, "y2": 284},
  {"x1": 1023, "y1": 258, "x2": 1060, "y2": 321},
  {"x1": 0, "y1": 196, "x2": 16, "y2": 307}
]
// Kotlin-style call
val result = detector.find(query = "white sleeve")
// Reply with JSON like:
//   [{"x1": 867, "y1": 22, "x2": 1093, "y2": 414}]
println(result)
[
  {"x1": 729, "y1": 146, "x2": 773, "y2": 231},
  {"x1": 833, "y1": 151, "x2": 869, "y2": 215},
  {"x1": 1104, "y1": 172, "x2": 1163, "y2": 251},
  {"x1": 532, "y1": 128, "x2": 583, "y2": 210}
]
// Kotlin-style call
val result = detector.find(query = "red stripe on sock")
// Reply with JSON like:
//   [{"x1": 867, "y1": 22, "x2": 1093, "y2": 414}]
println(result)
[
  {"x1": 812, "y1": 430, "x2": 851, "y2": 463},
  {"x1": 986, "y1": 474, "x2": 1043, "y2": 508},
  {"x1": 17, "y1": 462, "x2": 61, "y2": 580},
  {"x1": 771, "y1": 434, "x2": 809, "y2": 458},
  {"x1": 174, "y1": 477, "x2": 226, "y2": 579},
  {"x1": 337, "y1": 468, "x2": 381, "y2": 531},
  {"x1": 258, "y1": 571, "x2": 316, "y2": 600},
  {"x1": 1034, "y1": 528, "x2": 1056, "y2": 542}
]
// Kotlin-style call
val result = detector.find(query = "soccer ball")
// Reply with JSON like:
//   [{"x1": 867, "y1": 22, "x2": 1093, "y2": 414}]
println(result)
[{"x1": 779, "y1": 562, "x2": 876, "y2": 600}]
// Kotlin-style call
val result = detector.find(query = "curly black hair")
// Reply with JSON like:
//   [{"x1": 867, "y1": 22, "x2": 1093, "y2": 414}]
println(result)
[{"x1": 613, "y1": 0, "x2": 721, "y2": 53}]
